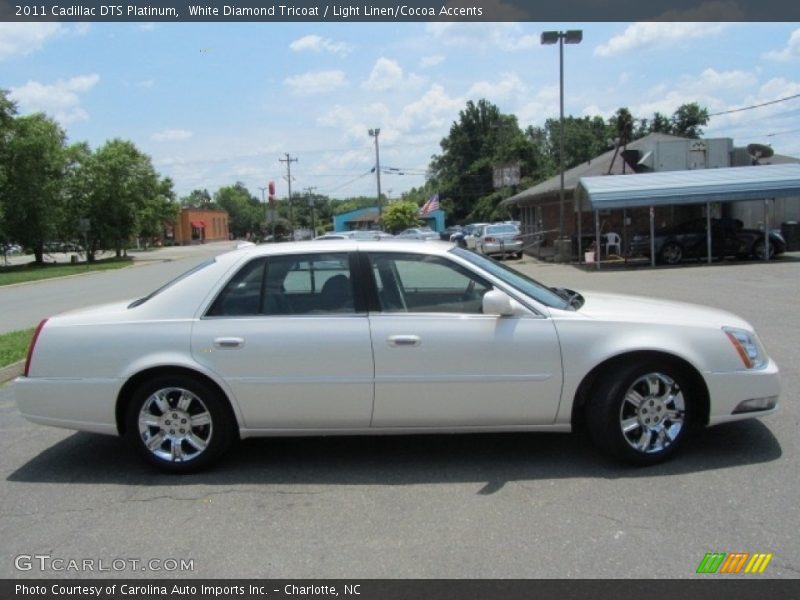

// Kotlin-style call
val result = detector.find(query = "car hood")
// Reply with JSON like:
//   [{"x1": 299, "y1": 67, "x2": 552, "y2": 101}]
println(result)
[{"x1": 576, "y1": 291, "x2": 752, "y2": 330}]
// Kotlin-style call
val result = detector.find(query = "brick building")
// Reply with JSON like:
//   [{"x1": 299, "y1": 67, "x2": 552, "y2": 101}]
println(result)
[{"x1": 169, "y1": 208, "x2": 230, "y2": 245}]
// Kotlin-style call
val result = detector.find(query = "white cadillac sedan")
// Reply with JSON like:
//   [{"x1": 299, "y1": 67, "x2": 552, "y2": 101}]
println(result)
[{"x1": 16, "y1": 241, "x2": 780, "y2": 472}]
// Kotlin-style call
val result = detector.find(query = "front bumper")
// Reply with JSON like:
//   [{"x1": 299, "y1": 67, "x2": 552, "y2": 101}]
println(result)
[{"x1": 705, "y1": 359, "x2": 781, "y2": 426}]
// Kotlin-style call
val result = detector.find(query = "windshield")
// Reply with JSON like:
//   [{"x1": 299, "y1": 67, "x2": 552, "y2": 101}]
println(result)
[
  {"x1": 450, "y1": 247, "x2": 570, "y2": 310},
  {"x1": 486, "y1": 224, "x2": 518, "y2": 234},
  {"x1": 128, "y1": 258, "x2": 216, "y2": 308}
]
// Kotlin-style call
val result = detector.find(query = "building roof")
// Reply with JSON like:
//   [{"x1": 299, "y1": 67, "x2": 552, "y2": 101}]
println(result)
[
  {"x1": 501, "y1": 133, "x2": 684, "y2": 208},
  {"x1": 576, "y1": 163, "x2": 800, "y2": 211}
]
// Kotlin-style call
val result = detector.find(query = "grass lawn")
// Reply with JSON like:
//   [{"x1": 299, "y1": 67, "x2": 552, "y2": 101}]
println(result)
[
  {"x1": 0, "y1": 328, "x2": 34, "y2": 368},
  {"x1": 0, "y1": 256, "x2": 132, "y2": 287}
]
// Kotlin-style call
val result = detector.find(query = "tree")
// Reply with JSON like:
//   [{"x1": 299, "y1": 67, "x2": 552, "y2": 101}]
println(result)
[
  {"x1": 138, "y1": 177, "x2": 179, "y2": 247},
  {"x1": 430, "y1": 99, "x2": 540, "y2": 223},
  {"x1": 3, "y1": 113, "x2": 67, "y2": 264},
  {"x1": 0, "y1": 90, "x2": 18, "y2": 243},
  {"x1": 180, "y1": 188, "x2": 214, "y2": 208},
  {"x1": 381, "y1": 201, "x2": 421, "y2": 233},
  {"x1": 84, "y1": 139, "x2": 160, "y2": 260},
  {"x1": 214, "y1": 182, "x2": 262, "y2": 238},
  {"x1": 671, "y1": 102, "x2": 709, "y2": 139},
  {"x1": 60, "y1": 141, "x2": 94, "y2": 249}
]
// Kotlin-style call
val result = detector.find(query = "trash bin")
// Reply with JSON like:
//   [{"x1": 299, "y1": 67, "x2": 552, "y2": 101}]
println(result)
[
  {"x1": 584, "y1": 251, "x2": 596, "y2": 264},
  {"x1": 70, "y1": 254, "x2": 78, "y2": 264},
  {"x1": 553, "y1": 237, "x2": 573, "y2": 263},
  {"x1": 781, "y1": 221, "x2": 799, "y2": 251}
]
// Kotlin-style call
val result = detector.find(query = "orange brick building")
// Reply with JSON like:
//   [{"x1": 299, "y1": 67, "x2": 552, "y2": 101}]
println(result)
[{"x1": 170, "y1": 208, "x2": 230, "y2": 245}]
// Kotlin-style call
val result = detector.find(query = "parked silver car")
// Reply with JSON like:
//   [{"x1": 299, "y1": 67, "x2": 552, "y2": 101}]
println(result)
[
  {"x1": 396, "y1": 227, "x2": 440, "y2": 240},
  {"x1": 476, "y1": 223, "x2": 524, "y2": 258}
]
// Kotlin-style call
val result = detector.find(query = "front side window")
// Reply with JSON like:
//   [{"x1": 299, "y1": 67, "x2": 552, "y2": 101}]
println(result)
[
  {"x1": 206, "y1": 253, "x2": 354, "y2": 317},
  {"x1": 368, "y1": 253, "x2": 490, "y2": 314}
]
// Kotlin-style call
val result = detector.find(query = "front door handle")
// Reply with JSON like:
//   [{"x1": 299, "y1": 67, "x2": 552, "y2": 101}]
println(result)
[
  {"x1": 387, "y1": 335, "x2": 421, "y2": 347},
  {"x1": 214, "y1": 337, "x2": 245, "y2": 349}
]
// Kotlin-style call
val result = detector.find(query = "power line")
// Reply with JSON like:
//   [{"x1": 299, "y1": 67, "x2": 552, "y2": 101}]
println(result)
[
  {"x1": 766, "y1": 127, "x2": 800, "y2": 138},
  {"x1": 708, "y1": 93, "x2": 800, "y2": 117}
]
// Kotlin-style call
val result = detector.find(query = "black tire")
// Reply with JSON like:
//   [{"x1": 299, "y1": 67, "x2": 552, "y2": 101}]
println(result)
[
  {"x1": 585, "y1": 360, "x2": 694, "y2": 465},
  {"x1": 125, "y1": 374, "x2": 235, "y2": 473},
  {"x1": 752, "y1": 240, "x2": 775, "y2": 260},
  {"x1": 659, "y1": 242, "x2": 683, "y2": 265}
]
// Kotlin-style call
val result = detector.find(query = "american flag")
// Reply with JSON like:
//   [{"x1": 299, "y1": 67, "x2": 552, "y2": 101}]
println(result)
[{"x1": 418, "y1": 193, "x2": 440, "y2": 215}]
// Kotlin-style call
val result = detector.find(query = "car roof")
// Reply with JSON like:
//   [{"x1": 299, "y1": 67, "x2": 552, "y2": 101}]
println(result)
[{"x1": 221, "y1": 239, "x2": 456, "y2": 262}]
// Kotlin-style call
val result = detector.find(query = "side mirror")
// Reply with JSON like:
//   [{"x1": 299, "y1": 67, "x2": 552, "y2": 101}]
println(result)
[{"x1": 482, "y1": 289, "x2": 514, "y2": 316}]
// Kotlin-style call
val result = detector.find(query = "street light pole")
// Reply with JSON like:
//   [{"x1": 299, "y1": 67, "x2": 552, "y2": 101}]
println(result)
[
  {"x1": 541, "y1": 29, "x2": 582, "y2": 262},
  {"x1": 369, "y1": 128, "x2": 382, "y2": 228}
]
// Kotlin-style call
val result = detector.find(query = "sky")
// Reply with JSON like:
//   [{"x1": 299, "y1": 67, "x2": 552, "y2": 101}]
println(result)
[{"x1": 2, "y1": 21, "x2": 800, "y2": 201}]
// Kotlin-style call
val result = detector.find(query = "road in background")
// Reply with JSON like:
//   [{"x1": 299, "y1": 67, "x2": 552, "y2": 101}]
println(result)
[{"x1": 0, "y1": 242, "x2": 239, "y2": 334}]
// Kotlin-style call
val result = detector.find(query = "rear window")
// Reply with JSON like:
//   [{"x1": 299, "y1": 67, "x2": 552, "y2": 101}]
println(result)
[
  {"x1": 486, "y1": 224, "x2": 518, "y2": 234},
  {"x1": 128, "y1": 258, "x2": 216, "y2": 308}
]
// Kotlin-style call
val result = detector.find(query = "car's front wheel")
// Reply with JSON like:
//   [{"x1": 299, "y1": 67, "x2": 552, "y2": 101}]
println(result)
[
  {"x1": 659, "y1": 242, "x2": 683, "y2": 265},
  {"x1": 586, "y1": 361, "x2": 693, "y2": 465},
  {"x1": 125, "y1": 375, "x2": 235, "y2": 473}
]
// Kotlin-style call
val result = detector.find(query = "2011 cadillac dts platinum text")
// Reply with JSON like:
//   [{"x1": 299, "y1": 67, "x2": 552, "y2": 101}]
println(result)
[{"x1": 15, "y1": 240, "x2": 780, "y2": 473}]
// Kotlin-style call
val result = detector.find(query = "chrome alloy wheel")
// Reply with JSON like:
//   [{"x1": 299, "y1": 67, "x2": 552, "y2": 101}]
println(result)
[
  {"x1": 137, "y1": 387, "x2": 213, "y2": 463},
  {"x1": 619, "y1": 372, "x2": 685, "y2": 454}
]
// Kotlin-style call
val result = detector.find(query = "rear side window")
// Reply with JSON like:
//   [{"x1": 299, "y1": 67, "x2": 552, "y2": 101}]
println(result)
[{"x1": 206, "y1": 253, "x2": 355, "y2": 317}]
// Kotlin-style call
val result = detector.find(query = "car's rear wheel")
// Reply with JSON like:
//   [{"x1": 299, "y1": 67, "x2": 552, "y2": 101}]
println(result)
[
  {"x1": 586, "y1": 361, "x2": 692, "y2": 465},
  {"x1": 659, "y1": 242, "x2": 683, "y2": 265},
  {"x1": 125, "y1": 375, "x2": 235, "y2": 473}
]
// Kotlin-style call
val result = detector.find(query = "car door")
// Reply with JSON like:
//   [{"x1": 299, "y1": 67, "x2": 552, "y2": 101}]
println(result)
[
  {"x1": 365, "y1": 251, "x2": 563, "y2": 428},
  {"x1": 191, "y1": 252, "x2": 374, "y2": 429}
]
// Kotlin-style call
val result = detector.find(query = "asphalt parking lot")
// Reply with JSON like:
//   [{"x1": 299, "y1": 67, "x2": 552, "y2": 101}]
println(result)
[{"x1": 0, "y1": 255, "x2": 798, "y2": 579}]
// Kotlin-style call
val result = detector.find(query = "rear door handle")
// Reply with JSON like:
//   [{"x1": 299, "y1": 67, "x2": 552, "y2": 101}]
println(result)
[
  {"x1": 214, "y1": 337, "x2": 245, "y2": 349},
  {"x1": 387, "y1": 335, "x2": 420, "y2": 347}
]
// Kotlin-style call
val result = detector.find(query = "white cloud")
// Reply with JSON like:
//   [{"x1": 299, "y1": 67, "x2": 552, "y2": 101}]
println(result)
[
  {"x1": 467, "y1": 73, "x2": 526, "y2": 102},
  {"x1": 289, "y1": 34, "x2": 353, "y2": 57},
  {"x1": 425, "y1": 23, "x2": 537, "y2": 52},
  {"x1": 10, "y1": 74, "x2": 100, "y2": 124},
  {"x1": 0, "y1": 23, "x2": 63, "y2": 61},
  {"x1": 420, "y1": 54, "x2": 445, "y2": 68},
  {"x1": 695, "y1": 68, "x2": 757, "y2": 90},
  {"x1": 151, "y1": 129, "x2": 193, "y2": 142},
  {"x1": 516, "y1": 85, "x2": 560, "y2": 127},
  {"x1": 398, "y1": 84, "x2": 463, "y2": 131},
  {"x1": 763, "y1": 28, "x2": 800, "y2": 62},
  {"x1": 362, "y1": 57, "x2": 424, "y2": 92},
  {"x1": 283, "y1": 70, "x2": 347, "y2": 96},
  {"x1": 595, "y1": 23, "x2": 727, "y2": 57}
]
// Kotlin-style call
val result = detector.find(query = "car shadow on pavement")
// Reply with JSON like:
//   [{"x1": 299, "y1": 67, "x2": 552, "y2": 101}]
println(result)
[{"x1": 7, "y1": 420, "x2": 781, "y2": 493}]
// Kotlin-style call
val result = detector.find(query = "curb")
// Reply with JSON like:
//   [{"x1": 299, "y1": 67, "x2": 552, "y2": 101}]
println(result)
[{"x1": 0, "y1": 360, "x2": 24, "y2": 384}]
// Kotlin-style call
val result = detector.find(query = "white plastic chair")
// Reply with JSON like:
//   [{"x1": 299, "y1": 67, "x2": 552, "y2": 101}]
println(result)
[{"x1": 605, "y1": 232, "x2": 621, "y2": 256}]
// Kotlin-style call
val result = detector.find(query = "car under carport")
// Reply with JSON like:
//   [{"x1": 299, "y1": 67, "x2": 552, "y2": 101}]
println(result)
[{"x1": 575, "y1": 163, "x2": 800, "y2": 269}]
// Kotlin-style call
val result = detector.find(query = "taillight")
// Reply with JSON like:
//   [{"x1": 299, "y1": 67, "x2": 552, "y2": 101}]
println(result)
[
  {"x1": 514, "y1": 234, "x2": 523, "y2": 241},
  {"x1": 24, "y1": 318, "x2": 48, "y2": 377},
  {"x1": 484, "y1": 236, "x2": 496, "y2": 243}
]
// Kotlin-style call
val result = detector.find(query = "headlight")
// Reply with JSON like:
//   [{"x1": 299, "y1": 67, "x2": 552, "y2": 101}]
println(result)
[{"x1": 723, "y1": 327, "x2": 767, "y2": 369}]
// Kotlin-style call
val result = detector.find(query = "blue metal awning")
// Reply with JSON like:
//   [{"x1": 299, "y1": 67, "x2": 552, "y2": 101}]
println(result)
[{"x1": 576, "y1": 163, "x2": 800, "y2": 211}]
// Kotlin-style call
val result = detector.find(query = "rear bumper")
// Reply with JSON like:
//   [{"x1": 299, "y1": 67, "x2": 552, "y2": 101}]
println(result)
[
  {"x1": 483, "y1": 240, "x2": 523, "y2": 255},
  {"x1": 14, "y1": 376, "x2": 121, "y2": 435}
]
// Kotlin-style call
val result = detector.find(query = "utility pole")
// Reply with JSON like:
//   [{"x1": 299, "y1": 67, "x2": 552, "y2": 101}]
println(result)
[
  {"x1": 304, "y1": 186, "x2": 317, "y2": 238},
  {"x1": 279, "y1": 153, "x2": 298, "y2": 241},
  {"x1": 368, "y1": 128, "x2": 382, "y2": 228}
]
